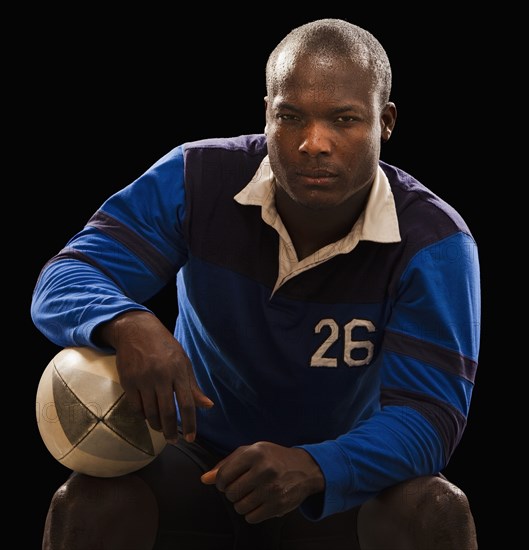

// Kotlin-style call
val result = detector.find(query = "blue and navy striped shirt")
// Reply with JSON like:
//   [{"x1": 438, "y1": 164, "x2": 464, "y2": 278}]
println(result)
[{"x1": 31, "y1": 134, "x2": 480, "y2": 519}]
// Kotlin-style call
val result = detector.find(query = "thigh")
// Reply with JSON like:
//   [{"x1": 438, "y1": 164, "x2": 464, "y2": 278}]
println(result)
[
  {"x1": 278, "y1": 505, "x2": 360, "y2": 550},
  {"x1": 136, "y1": 438, "x2": 235, "y2": 550},
  {"x1": 138, "y1": 438, "x2": 360, "y2": 550}
]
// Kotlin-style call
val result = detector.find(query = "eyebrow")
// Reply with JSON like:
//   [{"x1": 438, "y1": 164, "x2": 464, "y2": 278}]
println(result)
[{"x1": 275, "y1": 102, "x2": 361, "y2": 114}]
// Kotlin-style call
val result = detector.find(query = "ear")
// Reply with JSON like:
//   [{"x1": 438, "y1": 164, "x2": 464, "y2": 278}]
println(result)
[
  {"x1": 380, "y1": 102, "x2": 397, "y2": 142},
  {"x1": 264, "y1": 96, "x2": 269, "y2": 133}
]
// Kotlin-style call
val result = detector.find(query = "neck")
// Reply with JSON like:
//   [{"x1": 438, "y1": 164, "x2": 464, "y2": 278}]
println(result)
[{"x1": 275, "y1": 185, "x2": 371, "y2": 261}]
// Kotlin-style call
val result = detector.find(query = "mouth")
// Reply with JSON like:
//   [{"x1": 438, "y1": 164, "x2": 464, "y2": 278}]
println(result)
[{"x1": 296, "y1": 169, "x2": 338, "y2": 184}]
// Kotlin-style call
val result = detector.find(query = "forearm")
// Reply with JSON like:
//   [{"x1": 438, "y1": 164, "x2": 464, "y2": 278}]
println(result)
[
  {"x1": 94, "y1": 309, "x2": 172, "y2": 351},
  {"x1": 31, "y1": 259, "x2": 150, "y2": 348},
  {"x1": 298, "y1": 406, "x2": 445, "y2": 520}
]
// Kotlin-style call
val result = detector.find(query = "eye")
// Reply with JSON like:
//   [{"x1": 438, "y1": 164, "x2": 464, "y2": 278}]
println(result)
[
  {"x1": 335, "y1": 115, "x2": 357, "y2": 124},
  {"x1": 277, "y1": 114, "x2": 300, "y2": 122}
]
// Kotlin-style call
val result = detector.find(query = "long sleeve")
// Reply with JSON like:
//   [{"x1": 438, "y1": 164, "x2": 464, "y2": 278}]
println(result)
[
  {"x1": 31, "y1": 146, "x2": 188, "y2": 348},
  {"x1": 31, "y1": 134, "x2": 481, "y2": 522},
  {"x1": 299, "y1": 231, "x2": 480, "y2": 519}
]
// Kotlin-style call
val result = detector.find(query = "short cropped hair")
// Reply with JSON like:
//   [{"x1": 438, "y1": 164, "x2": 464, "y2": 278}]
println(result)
[{"x1": 266, "y1": 19, "x2": 392, "y2": 107}]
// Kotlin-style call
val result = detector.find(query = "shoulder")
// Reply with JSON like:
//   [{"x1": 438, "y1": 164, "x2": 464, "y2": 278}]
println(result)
[
  {"x1": 180, "y1": 134, "x2": 268, "y2": 193},
  {"x1": 183, "y1": 134, "x2": 267, "y2": 156},
  {"x1": 379, "y1": 160, "x2": 473, "y2": 240}
]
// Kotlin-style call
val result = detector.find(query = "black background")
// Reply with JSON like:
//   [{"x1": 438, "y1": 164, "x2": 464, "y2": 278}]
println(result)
[{"x1": 24, "y1": 10, "x2": 494, "y2": 548}]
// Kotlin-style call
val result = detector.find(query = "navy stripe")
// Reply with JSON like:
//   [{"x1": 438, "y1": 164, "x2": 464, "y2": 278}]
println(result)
[
  {"x1": 87, "y1": 210, "x2": 175, "y2": 281},
  {"x1": 384, "y1": 330, "x2": 477, "y2": 383},
  {"x1": 381, "y1": 388, "x2": 466, "y2": 461},
  {"x1": 41, "y1": 249, "x2": 123, "y2": 288}
]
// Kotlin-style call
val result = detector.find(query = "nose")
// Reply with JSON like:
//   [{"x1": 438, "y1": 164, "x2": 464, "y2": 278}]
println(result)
[{"x1": 298, "y1": 122, "x2": 332, "y2": 156}]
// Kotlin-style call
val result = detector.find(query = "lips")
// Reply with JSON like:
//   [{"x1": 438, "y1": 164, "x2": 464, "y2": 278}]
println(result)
[
  {"x1": 297, "y1": 169, "x2": 338, "y2": 178},
  {"x1": 296, "y1": 169, "x2": 339, "y2": 187}
]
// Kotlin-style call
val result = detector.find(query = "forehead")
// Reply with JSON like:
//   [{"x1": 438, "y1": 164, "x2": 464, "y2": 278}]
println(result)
[{"x1": 271, "y1": 52, "x2": 376, "y2": 107}]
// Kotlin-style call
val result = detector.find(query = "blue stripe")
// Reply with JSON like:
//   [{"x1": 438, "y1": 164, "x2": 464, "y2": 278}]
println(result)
[
  {"x1": 381, "y1": 350, "x2": 473, "y2": 415},
  {"x1": 389, "y1": 232, "x2": 481, "y2": 360}
]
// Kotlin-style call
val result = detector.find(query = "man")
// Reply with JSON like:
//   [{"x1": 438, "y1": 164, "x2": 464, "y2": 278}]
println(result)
[{"x1": 31, "y1": 18, "x2": 480, "y2": 549}]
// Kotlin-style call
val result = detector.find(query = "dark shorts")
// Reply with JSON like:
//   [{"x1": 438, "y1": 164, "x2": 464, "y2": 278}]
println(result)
[{"x1": 136, "y1": 436, "x2": 360, "y2": 550}]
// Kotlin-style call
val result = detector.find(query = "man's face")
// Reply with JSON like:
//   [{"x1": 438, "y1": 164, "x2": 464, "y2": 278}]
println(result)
[{"x1": 265, "y1": 54, "x2": 388, "y2": 211}]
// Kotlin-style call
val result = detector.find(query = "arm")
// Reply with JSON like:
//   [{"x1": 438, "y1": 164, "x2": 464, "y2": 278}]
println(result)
[
  {"x1": 31, "y1": 146, "x2": 212, "y2": 441},
  {"x1": 95, "y1": 310, "x2": 213, "y2": 442},
  {"x1": 297, "y1": 231, "x2": 481, "y2": 519},
  {"x1": 200, "y1": 233, "x2": 480, "y2": 524}
]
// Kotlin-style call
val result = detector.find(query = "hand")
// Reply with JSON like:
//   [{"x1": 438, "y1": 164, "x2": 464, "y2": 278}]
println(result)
[
  {"x1": 95, "y1": 310, "x2": 213, "y2": 442},
  {"x1": 201, "y1": 442, "x2": 324, "y2": 523}
]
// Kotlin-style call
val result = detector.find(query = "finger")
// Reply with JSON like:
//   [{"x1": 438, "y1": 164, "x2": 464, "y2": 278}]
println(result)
[
  {"x1": 224, "y1": 471, "x2": 256, "y2": 505},
  {"x1": 200, "y1": 448, "x2": 247, "y2": 487},
  {"x1": 192, "y1": 385, "x2": 215, "y2": 409},
  {"x1": 234, "y1": 494, "x2": 262, "y2": 519},
  {"x1": 244, "y1": 484, "x2": 301, "y2": 523},
  {"x1": 139, "y1": 389, "x2": 162, "y2": 432},
  {"x1": 239, "y1": 492, "x2": 285, "y2": 524},
  {"x1": 244, "y1": 504, "x2": 270, "y2": 524},
  {"x1": 200, "y1": 467, "x2": 219, "y2": 484},
  {"x1": 244, "y1": 501, "x2": 291, "y2": 524},
  {"x1": 177, "y1": 362, "x2": 215, "y2": 439},
  {"x1": 156, "y1": 386, "x2": 179, "y2": 441},
  {"x1": 122, "y1": 388, "x2": 145, "y2": 419},
  {"x1": 185, "y1": 363, "x2": 214, "y2": 409},
  {"x1": 174, "y1": 383, "x2": 197, "y2": 442},
  {"x1": 200, "y1": 452, "x2": 232, "y2": 484},
  {"x1": 213, "y1": 447, "x2": 253, "y2": 492}
]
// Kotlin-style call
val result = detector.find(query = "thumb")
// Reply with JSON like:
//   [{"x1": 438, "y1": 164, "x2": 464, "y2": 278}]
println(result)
[{"x1": 200, "y1": 467, "x2": 219, "y2": 485}]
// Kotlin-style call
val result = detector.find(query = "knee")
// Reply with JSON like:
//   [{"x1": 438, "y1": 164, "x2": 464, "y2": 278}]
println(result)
[
  {"x1": 358, "y1": 476, "x2": 477, "y2": 550},
  {"x1": 50, "y1": 472, "x2": 157, "y2": 518},
  {"x1": 43, "y1": 472, "x2": 158, "y2": 550},
  {"x1": 401, "y1": 476, "x2": 476, "y2": 539}
]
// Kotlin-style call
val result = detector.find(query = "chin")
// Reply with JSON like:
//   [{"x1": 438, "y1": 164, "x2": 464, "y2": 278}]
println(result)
[{"x1": 294, "y1": 194, "x2": 342, "y2": 211}]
